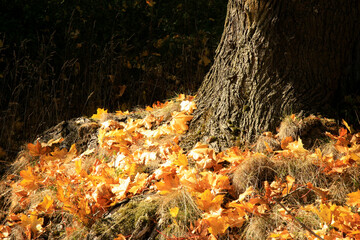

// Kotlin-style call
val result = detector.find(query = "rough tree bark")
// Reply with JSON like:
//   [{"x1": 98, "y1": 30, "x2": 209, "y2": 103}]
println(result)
[{"x1": 182, "y1": 0, "x2": 360, "y2": 151}]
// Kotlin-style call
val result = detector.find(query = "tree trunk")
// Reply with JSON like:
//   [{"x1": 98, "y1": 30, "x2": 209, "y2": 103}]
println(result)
[{"x1": 182, "y1": 0, "x2": 360, "y2": 152}]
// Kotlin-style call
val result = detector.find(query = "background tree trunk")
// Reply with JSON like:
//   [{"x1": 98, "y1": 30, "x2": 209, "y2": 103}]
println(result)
[{"x1": 182, "y1": 0, "x2": 360, "y2": 151}]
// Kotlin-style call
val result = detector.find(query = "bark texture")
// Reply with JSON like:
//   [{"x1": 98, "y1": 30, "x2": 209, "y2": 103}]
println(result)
[{"x1": 182, "y1": 0, "x2": 360, "y2": 151}]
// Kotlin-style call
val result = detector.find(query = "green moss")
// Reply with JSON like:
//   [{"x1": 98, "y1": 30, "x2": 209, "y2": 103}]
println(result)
[{"x1": 91, "y1": 197, "x2": 159, "y2": 239}]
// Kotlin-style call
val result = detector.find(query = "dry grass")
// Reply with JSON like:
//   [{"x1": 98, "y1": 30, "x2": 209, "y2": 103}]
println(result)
[
  {"x1": 232, "y1": 154, "x2": 275, "y2": 194},
  {"x1": 156, "y1": 190, "x2": 202, "y2": 239}
]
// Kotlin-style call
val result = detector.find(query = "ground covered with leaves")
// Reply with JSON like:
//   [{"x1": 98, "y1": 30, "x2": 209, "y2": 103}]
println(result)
[{"x1": 1, "y1": 94, "x2": 360, "y2": 239}]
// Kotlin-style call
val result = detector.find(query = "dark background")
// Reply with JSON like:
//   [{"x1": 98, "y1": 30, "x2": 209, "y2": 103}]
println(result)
[{"x1": 0, "y1": 0, "x2": 228, "y2": 164}]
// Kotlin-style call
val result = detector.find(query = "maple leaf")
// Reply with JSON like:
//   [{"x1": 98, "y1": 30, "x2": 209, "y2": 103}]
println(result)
[
  {"x1": 128, "y1": 173, "x2": 149, "y2": 194},
  {"x1": 91, "y1": 108, "x2": 108, "y2": 120},
  {"x1": 111, "y1": 177, "x2": 131, "y2": 201},
  {"x1": 280, "y1": 136, "x2": 294, "y2": 150},
  {"x1": 20, "y1": 166, "x2": 39, "y2": 190},
  {"x1": 169, "y1": 207, "x2": 179, "y2": 218},
  {"x1": 196, "y1": 189, "x2": 224, "y2": 212},
  {"x1": 199, "y1": 171, "x2": 231, "y2": 193},
  {"x1": 269, "y1": 229, "x2": 293, "y2": 239},
  {"x1": 180, "y1": 100, "x2": 197, "y2": 114},
  {"x1": 170, "y1": 112, "x2": 193, "y2": 133},
  {"x1": 176, "y1": 94, "x2": 186, "y2": 101},
  {"x1": 188, "y1": 143, "x2": 216, "y2": 160},
  {"x1": 27, "y1": 141, "x2": 50, "y2": 156},
  {"x1": 287, "y1": 138, "x2": 308, "y2": 155},
  {"x1": 19, "y1": 212, "x2": 44, "y2": 235},
  {"x1": 203, "y1": 212, "x2": 229, "y2": 236},
  {"x1": 92, "y1": 183, "x2": 115, "y2": 206},
  {"x1": 188, "y1": 143, "x2": 217, "y2": 169},
  {"x1": 155, "y1": 175, "x2": 180, "y2": 195},
  {"x1": 142, "y1": 114, "x2": 156, "y2": 129},
  {"x1": 36, "y1": 195, "x2": 54, "y2": 213},
  {"x1": 172, "y1": 152, "x2": 188, "y2": 167},
  {"x1": 347, "y1": 190, "x2": 360, "y2": 207}
]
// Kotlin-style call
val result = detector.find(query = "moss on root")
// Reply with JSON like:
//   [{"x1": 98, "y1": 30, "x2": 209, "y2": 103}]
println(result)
[{"x1": 89, "y1": 196, "x2": 159, "y2": 239}]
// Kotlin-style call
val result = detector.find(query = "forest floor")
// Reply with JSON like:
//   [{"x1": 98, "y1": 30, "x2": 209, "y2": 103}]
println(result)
[{"x1": 1, "y1": 94, "x2": 360, "y2": 240}]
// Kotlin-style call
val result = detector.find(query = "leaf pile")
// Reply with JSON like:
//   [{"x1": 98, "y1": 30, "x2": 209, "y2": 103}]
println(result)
[{"x1": 1, "y1": 95, "x2": 360, "y2": 239}]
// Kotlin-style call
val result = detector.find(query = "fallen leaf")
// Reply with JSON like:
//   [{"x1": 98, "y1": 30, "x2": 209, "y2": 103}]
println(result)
[{"x1": 169, "y1": 207, "x2": 179, "y2": 218}]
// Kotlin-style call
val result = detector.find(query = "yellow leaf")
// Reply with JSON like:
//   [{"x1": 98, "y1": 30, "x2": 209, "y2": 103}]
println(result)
[
  {"x1": 173, "y1": 152, "x2": 188, "y2": 167},
  {"x1": 20, "y1": 212, "x2": 44, "y2": 234},
  {"x1": 169, "y1": 207, "x2": 179, "y2": 218},
  {"x1": 75, "y1": 158, "x2": 82, "y2": 175},
  {"x1": 342, "y1": 119, "x2": 353, "y2": 133},
  {"x1": 111, "y1": 177, "x2": 131, "y2": 200},
  {"x1": 347, "y1": 190, "x2": 360, "y2": 207},
  {"x1": 20, "y1": 166, "x2": 39, "y2": 190},
  {"x1": 170, "y1": 112, "x2": 193, "y2": 133},
  {"x1": 91, "y1": 108, "x2": 108, "y2": 120},
  {"x1": 287, "y1": 138, "x2": 308, "y2": 155},
  {"x1": 196, "y1": 189, "x2": 224, "y2": 212},
  {"x1": 204, "y1": 214, "x2": 229, "y2": 236},
  {"x1": 36, "y1": 195, "x2": 54, "y2": 213},
  {"x1": 155, "y1": 175, "x2": 180, "y2": 195},
  {"x1": 128, "y1": 173, "x2": 148, "y2": 194}
]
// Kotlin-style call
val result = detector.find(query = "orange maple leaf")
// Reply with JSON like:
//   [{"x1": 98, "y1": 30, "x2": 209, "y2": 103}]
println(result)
[
  {"x1": 203, "y1": 212, "x2": 229, "y2": 236},
  {"x1": 92, "y1": 183, "x2": 115, "y2": 206},
  {"x1": 282, "y1": 175, "x2": 295, "y2": 196},
  {"x1": 36, "y1": 195, "x2": 54, "y2": 213},
  {"x1": 155, "y1": 175, "x2": 180, "y2": 195},
  {"x1": 347, "y1": 190, "x2": 360, "y2": 207},
  {"x1": 172, "y1": 152, "x2": 188, "y2": 167},
  {"x1": 196, "y1": 189, "x2": 224, "y2": 212},
  {"x1": 19, "y1": 212, "x2": 44, "y2": 235},
  {"x1": 281, "y1": 136, "x2": 294, "y2": 150},
  {"x1": 170, "y1": 112, "x2": 193, "y2": 134},
  {"x1": 27, "y1": 141, "x2": 50, "y2": 156},
  {"x1": 19, "y1": 166, "x2": 39, "y2": 190}
]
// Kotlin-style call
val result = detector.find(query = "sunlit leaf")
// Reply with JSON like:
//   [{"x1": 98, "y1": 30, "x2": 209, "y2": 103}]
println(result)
[
  {"x1": 27, "y1": 141, "x2": 50, "y2": 156},
  {"x1": 36, "y1": 195, "x2": 54, "y2": 213},
  {"x1": 169, "y1": 207, "x2": 179, "y2": 218},
  {"x1": 91, "y1": 108, "x2": 108, "y2": 120},
  {"x1": 19, "y1": 212, "x2": 44, "y2": 235}
]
